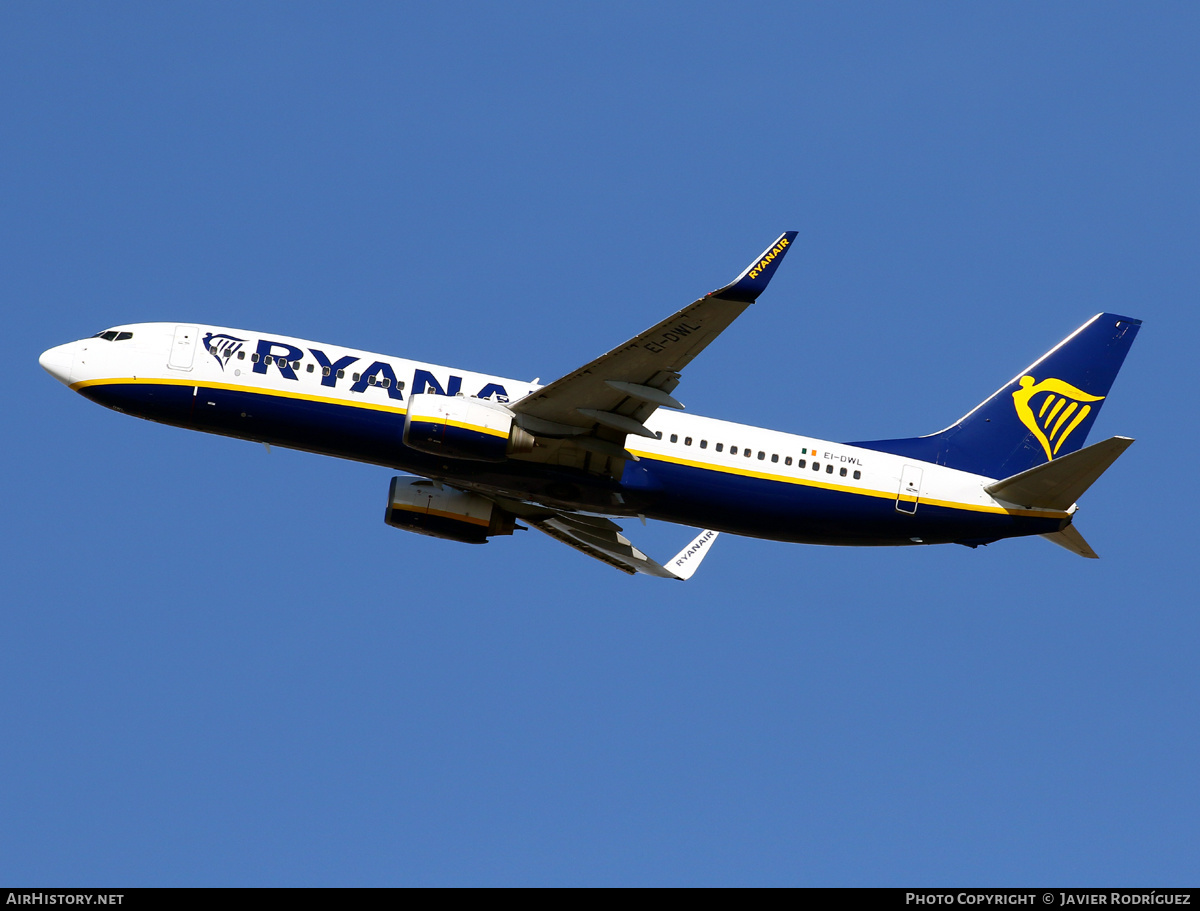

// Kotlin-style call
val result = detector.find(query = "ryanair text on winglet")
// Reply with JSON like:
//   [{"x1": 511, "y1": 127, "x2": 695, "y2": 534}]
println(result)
[
  {"x1": 673, "y1": 529, "x2": 716, "y2": 569},
  {"x1": 747, "y1": 236, "x2": 790, "y2": 280}
]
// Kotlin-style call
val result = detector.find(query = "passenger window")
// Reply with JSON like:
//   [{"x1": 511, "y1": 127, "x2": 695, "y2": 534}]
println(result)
[
  {"x1": 382, "y1": 378, "x2": 391, "y2": 388},
  {"x1": 398, "y1": 381, "x2": 405, "y2": 390},
  {"x1": 251, "y1": 353, "x2": 260, "y2": 363},
  {"x1": 352, "y1": 373, "x2": 360, "y2": 382},
  {"x1": 684, "y1": 437, "x2": 692, "y2": 446},
  {"x1": 826, "y1": 464, "x2": 834, "y2": 474},
  {"x1": 716, "y1": 443, "x2": 723, "y2": 452},
  {"x1": 337, "y1": 369, "x2": 345, "y2": 379},
  {"x1": 853, "y1": 470, "x2": 861, "y2": 480},
  {"x1": 840, "y1": 467, "x2": 847, "y2": 477},
  {"x1": 798, "y1": 459, "x2": 806, "y2": 469},
  {"x1": 757, "y1": 451, "x2": 765, "y2": 460},
  {"x1": 745, "y1": 449, "x2": 752, "y2": 458},
  {"x1": 771, "y1": 454, "x2": 779, "y2": 463},
  {"x1": 306, "y1": 363, "x2": 314, "y2": 373},
  {"x1": 813, "y1": 462, "x2": 820, "y2": 471},
  {"x1": 291, "y1": 360, "x2": 300, "y2": 370},
  {"x1": 368, "y1": 375, "x2": 377, "y2": 385},
  {"x1": 730, "y1": 446, "x2": 737, "y2": 455},
  {"x1": 655, "y1": 431, "x2": 662, "y2": 439},
  {"x1": 785, "y1": 457, "x2": 792, "y2": 466},
  {"x1": 700, "y1": 440, "x2": 707, "y2": 449},
  {"x1": 237, "y1": 351, "x2": 245, "y2": 360},
  {"x1": 264, "y1": 356, "x2": 273, "y2": 365},
  {"x1": 670, "y1": 434, "x2": 678, "y2": 443},
  {"x1": 322, "y1": 366, "x2": 330, "y2": 376}
]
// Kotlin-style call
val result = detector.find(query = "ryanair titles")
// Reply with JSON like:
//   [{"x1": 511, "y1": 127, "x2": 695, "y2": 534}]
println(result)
[{"x1": 218, "y1": 337, "x2": 511, "y2": 402}]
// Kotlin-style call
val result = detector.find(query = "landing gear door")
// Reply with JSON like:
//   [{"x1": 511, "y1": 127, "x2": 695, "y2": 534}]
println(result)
[
  {"x1": 168, "y1": 325, "x2": 198, "y2": 371},
  {"x1": 896, "y1": 464, "x2": 923, "y2": 515}
]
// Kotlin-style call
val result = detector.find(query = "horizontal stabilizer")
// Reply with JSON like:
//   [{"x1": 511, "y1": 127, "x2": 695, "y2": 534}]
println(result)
[
  {"x1": 986, "y1": 436, "x2": 1134, "y2": 510},
  {"x1": 1040, "y1": 525, "x2": 1099, "y2": 559}
]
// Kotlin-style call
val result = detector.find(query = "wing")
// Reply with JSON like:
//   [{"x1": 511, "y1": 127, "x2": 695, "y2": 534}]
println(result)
[
  {"x1": 495, "y1": 497, "x2": 720, "y2": 579},
  {"x1": 509, "y1": 232, "x2": 797, "y2": 465},
  {"x1": 529, "y1": 514, "x2": 720, "y2": 579}
]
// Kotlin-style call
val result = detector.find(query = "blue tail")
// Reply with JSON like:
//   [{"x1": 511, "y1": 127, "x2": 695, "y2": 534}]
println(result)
[{"x1": 851, "y1": 313, "x2": 1142, "y2": 479}]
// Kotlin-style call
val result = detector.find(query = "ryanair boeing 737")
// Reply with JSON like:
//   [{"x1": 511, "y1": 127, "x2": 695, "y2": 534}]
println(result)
[{"x1": 39, "y1": 233, "x2": 1141, "y2": 578}]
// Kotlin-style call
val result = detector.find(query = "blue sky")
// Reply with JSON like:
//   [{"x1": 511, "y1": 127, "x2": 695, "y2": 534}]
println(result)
[{"x1": 3, "y1": 2, "x2": 1198, "y2": 886}]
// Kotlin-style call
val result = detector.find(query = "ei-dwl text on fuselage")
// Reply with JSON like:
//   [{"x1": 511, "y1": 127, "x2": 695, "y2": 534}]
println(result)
[{"x1": 39, "y1": 232, "x2": 1141, "y2": 578}]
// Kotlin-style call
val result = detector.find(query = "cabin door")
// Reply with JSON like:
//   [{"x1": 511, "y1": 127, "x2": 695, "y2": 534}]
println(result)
[
  {"x1": 168, "y1": 325, "x2": 199, "y2": 371},
  {"x1": 896, "y1": 464, "x2": 924, "y2": 514}
]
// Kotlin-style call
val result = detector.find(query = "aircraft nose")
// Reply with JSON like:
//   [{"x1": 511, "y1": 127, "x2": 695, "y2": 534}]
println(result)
[{"x1": 39, "y1": 342, "x2": 76, "y2": 385}]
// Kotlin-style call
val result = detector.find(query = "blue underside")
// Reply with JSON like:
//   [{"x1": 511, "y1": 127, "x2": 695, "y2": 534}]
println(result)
[{"x1": 84, "y1": 382, "x2": 1063, "y2": 546}]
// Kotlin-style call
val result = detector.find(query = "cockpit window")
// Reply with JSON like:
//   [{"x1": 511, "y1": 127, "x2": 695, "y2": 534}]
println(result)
[{"x1": 93, "y1": 330, "x2": 133, "y2": 341}]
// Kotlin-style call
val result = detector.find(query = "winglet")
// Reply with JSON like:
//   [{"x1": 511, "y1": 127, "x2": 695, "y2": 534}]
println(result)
[
  {"x1": 665, "y1": 529, "x2": 720, "y2": 580},
  {"x1": 711, "y1": 231, "x2": 798, "y2": 302}
]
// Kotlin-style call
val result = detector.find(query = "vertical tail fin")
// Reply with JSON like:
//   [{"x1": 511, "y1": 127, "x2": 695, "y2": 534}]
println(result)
[{"x1": 852, "y1": 313, "x2": 1141, "y2": 478}]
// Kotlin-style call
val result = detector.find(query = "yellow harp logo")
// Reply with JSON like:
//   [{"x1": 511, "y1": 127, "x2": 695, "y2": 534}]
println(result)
[{"x1": 1012, "y1": 376, "x2": 1105, "y2": 461}]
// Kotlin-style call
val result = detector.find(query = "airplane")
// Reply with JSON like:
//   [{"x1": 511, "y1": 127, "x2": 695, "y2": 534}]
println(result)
[{"x1": 39, "y1": 232, "x2": 1141, "y2": 579}]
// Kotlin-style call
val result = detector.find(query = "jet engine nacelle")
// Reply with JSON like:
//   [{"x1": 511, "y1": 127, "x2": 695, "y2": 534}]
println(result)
[
  {"x1": 384, "y1": 477, "x2": 517, "y2": 544},
  {"x1": 402, "y1": 393, "x2": 534, "y2": 461}
]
